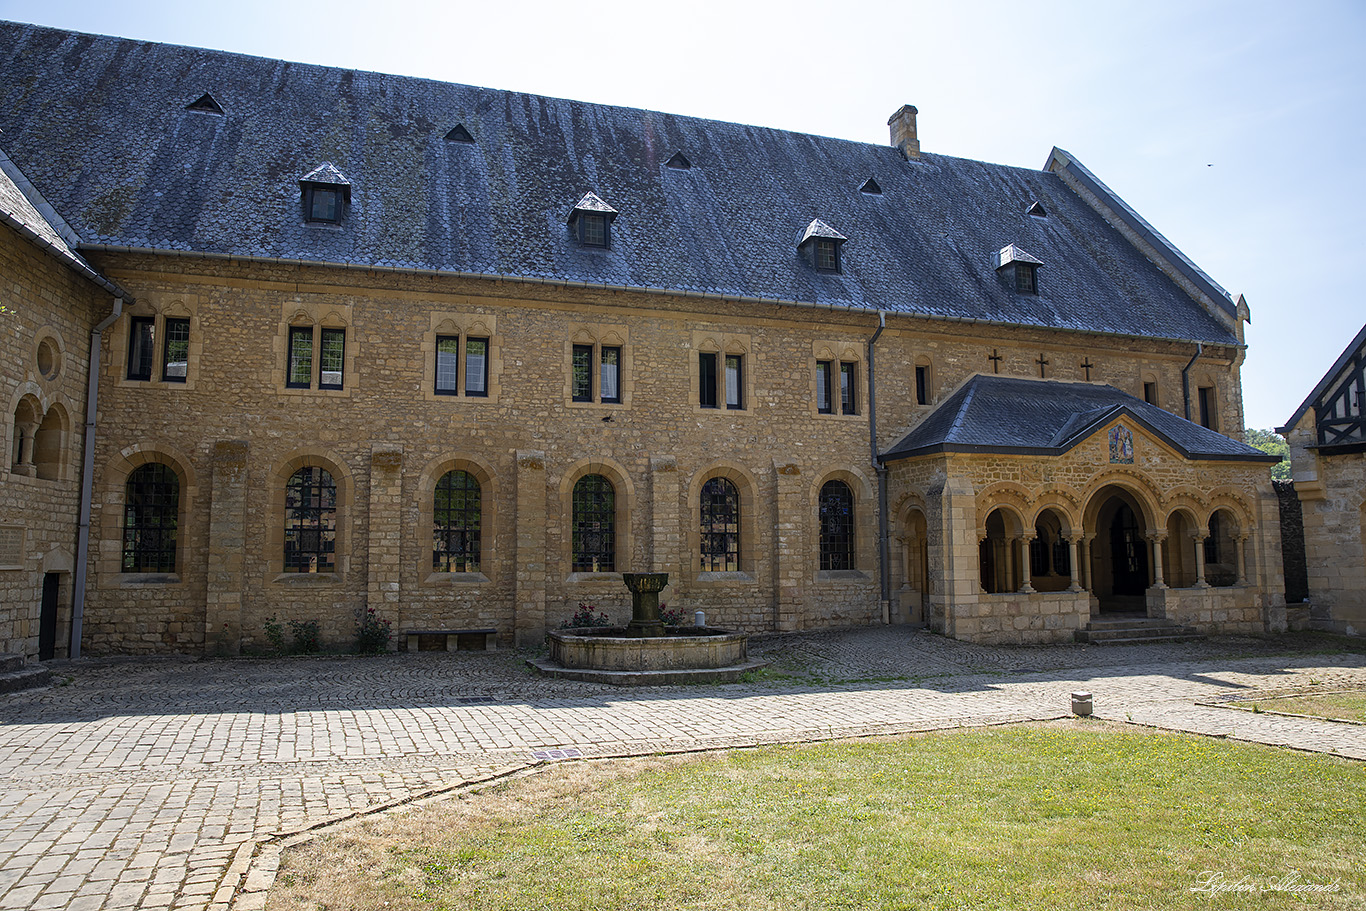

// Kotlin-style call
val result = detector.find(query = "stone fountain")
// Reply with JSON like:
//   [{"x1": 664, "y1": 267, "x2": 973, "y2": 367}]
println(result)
[{"x1": 528, "y1": 572, "x2": 766, "y2": 685}]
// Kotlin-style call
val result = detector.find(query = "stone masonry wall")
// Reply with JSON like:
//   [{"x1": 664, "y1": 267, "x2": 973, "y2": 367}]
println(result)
[
  {"x1": 79, "y1": 254, "x2": 1252, "y2": 653},
  {"x1": 0, "y1": 224, "x2": 103, "y2": 660}
]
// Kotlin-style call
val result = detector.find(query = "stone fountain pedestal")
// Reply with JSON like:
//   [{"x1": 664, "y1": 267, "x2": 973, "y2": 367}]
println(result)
[{"x1": 528, "y1": 572, "x2": 767, "y2": 685}]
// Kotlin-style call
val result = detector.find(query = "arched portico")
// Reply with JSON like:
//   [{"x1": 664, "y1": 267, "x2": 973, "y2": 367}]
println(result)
[{"x1": 1086, "y1": 485, "x2": 1152, "y2": 613}]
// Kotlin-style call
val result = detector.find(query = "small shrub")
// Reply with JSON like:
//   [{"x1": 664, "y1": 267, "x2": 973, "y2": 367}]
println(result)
[
  {"x1": 289, "y1": 618, "x2": 321, "y2": 654},
  {"x1": 560, "y1": 602, "x2": 611, "y2": 629},
  {"x1": 263, "y1": 615, "x2": 287, "y2": 655},
  {"x1": 660, "y1": 603, "x2": 685, "y2": 626},
  {"x1": 355, "y1": 607, "x2": 392, "y2": 655}
]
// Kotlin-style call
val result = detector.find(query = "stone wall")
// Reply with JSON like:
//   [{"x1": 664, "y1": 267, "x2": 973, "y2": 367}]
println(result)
[
  {"x1": 0, "y1": 224, "x2": 103, "y2": 659},
  {"x1": 1284, "y1": 409, "x2": 1366, "y2": 635},
  {"x1": 1274, "y1": 479, "x2": 1309, "y2": 605},
  {"x1": 77, "y1": 253, "x2": 1253, "y2": 653}
]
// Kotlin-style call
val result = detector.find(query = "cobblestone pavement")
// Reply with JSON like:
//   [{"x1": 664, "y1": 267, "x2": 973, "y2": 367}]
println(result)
[{"x1": 0, "y1": 628, "x2": 1363, "y2": 910}]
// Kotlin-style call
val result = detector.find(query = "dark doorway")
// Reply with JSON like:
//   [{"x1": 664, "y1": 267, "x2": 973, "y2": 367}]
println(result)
[
  {"x1": 39, "y1": 572, "x2": 58, "y2": 660},
  {"x1": 1108, "y1": 504, "x2": 1149, "y2": 601}
]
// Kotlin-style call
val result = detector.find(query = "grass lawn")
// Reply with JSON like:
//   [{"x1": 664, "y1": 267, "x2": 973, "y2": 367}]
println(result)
[
  {"x1": 1233, "y1": 690, "x2": 1366, "y2": 723},
  {"x1": 267, "y1": 722, "x2": 1364, "y2": 911}
]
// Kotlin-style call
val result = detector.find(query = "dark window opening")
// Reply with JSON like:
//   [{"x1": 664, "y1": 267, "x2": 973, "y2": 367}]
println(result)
[
  {"x1": 701, "y1": 477, "x2": 740, "y2": 572},
  {"x1": 817, "y1": 360, "x2": 833, "y2": 414},
  {"x1": 1198, "y1": 386, "x2": 1217, "y2": 430},
  {"x1": 444, "y1": 124, "x2": 474, "y2": 143},
  {"x1": 162, "y1": 318, "x2": 189, "y2": 382},
  {"x1": 665, "y1": 151, "x2": 691, "y2": 169},
  {"x1": 435, "y1": 336, "x2": 460, "y2": 394},
  {"x1": 840, "y1": 362, "x2": 857, "y2": 415},
  {"x1": 859, "y1": 178, "x2": 882, "y2": 195},
  {"x1": 1143, "y1": 381, "x2": 1158, "y2": 406},
  {"x1": 815, "y1": 238, "x2": 841, "y2": 273},
  {"x1": 819, "y1": 480, "x2": 855, "y2": 571},
  {"x1": 284, "y1": 467, "x2": 336, "y2": 573},
  {"x1": 305, "y1": 186, "x2": 343, "y2": 224},
  {"x1": 319, "y1": 328, "x2": 345, "y2": 390},
  {"x1": 434, "y1": 470, "x2": 481, "y2": 572},
  {"x1": 186, "y1": 93, "x2": 224, "y2": 115},
  {"x1": 699, "y1": 352, "x2": 718, "y2": 409},
  {"x1": 572, "y1": 474, "x2": 615, "y2": 572},
  {"x1": 1016, "y1": 264, "x2": 1037, "y2": 294},
  {"x1": 287, "y1": 326, "x2": 313, "y2": 388},
  {"x1": 122, "y1": 463, "x2": 179, "y2": 573},
  {"x1": 127, "y1": 317, "x2": 155, "y2": 381},
  {"x1": 572, "y1": 344, "x2": 593, "y2": 402},
  {"x1": 578, "y1": 213, "x2": 609, "y2": 247},
  {"x1": 915, "y1": 365, "x2": 929, "y2": 405}
]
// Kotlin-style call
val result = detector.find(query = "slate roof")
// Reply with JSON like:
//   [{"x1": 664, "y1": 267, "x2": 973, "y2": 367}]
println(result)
[
  {"x1": 0, "y1": 21, "x2": 1237, "y2": 345},
  {"x1": 883, "y1": 375, "x2": 1277, "y2": 463},
  {"x1": 0, "y1": 145, "x2": 129, "y2": 298}
]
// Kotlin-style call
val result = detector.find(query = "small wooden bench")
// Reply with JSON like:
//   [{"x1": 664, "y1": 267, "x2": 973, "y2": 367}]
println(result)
[{"x1": 405, "y1": 628, "x2": 498, "y2": 652}]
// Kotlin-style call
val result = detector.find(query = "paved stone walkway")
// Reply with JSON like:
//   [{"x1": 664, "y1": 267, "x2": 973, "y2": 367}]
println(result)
[{"x1": 0, "y1": 628, "x2": 1363, "y2": 910}]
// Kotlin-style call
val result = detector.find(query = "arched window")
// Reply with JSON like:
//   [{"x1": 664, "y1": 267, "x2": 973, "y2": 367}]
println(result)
[
  {"x1": 434, "y1": 470, "x2": 481, "y2": 572},
  {"x1": 819, "y1": 480, "x2": 855, "y2": 570},
  {"x1": 572, "y1": 474, "x2": 615, "y2": 571},
  {"x1": 122, "y1": 463, "x2": 179, "y2": 572},
  {"x1": 285, "y1": 467, "x2": 336, "y2": 573},
  {"x1": 700, "y1": 477, "x2": 740, "y2": 571}
]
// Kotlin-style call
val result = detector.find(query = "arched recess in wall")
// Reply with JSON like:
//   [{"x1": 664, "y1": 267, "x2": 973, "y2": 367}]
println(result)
[
  {"x1": 811, "y1": 467, "x2": 874, "y2": 575},
  {"x1": 1083, "y1": 480, "x2": 1157, "y2": 611},
  {"x1": 688, "y1": 461, "x2": 759, "y2": 578},
  {"x1": 1028, "y1": 506, "x2": 1074, "y2": 593},
  {"x1": 1203, "y1": 507, "x2": 1242, "y2": 587},
  {"x1": 33, "y1": 402, "x2": 68, "y2": 481},
  {"x1": 558, "y1": 457, "x2": 633, "y2": 576},
  {"x1": 9, "y1": 393, "x2": 42, "y2": 476},
  {"x1": 417, "y1": 454, "x2": 498, "y2": 582},
  {"x1": 979, "y1": 505, "x2": 1025, "y2": 594},
  {"x1": 1163, "y1": 507, "x2": 1202, "y2": 589},
  {"x1": 895, "y1": 494, "x2": 929, "y2": 623},
  {"x1": 100, "y1": 444, "x2": 198, "y2": 580},
  {"x1": 267, "y1": 449, "x2": 353, "y2": 579}
]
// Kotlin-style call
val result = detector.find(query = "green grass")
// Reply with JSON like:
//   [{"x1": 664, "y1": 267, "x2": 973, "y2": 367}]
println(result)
[
  {"x1": 268, "y1": 724, "x2": 1365, "y2": 911},
  {"x1": 1234, "y1": 691, "x2": 1366, "y2": 723}
]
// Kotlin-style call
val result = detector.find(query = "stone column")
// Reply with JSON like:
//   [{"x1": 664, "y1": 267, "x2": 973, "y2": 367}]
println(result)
[
  {"x1": 514, "y1": 450, "x2": 547, "y2": 647},
  {"x1": 648, "y1": 457, "x2": 680, "y2": 577},
  {"x1": 928, "y1": 475, "x2": 978, "y2": 639},
  {"x1": 1019, "y1": 534, "x2": 1036, "y2": 593},
  {"x1": 1065, "y1": 535, "x2": 1083, "y2": 592},
  {"x1": 1147, "y1": 533, "x2": 1167, "y2": 589},
  {"x1": 1233, "y1": 534, "x2": 1248, "y2": 585},
  {"x1": 1193, "y1": 533, "x2": 1210, "y2": 588},
  {"x1": 773, "y1": 459, "x2": 805, "y2": 631},
  {"x1": 205, "y1": 440, "x2": 249, "y2": 655},
  {"x1": 366, "y1": 445, "x2": 404, "y2": 628},
  {"x1": 978, "y1": 535, "x2": 989, "y2": 593},
  {"x1": 1081, "y1": 533, "x2": 1095, "y2": 591},
  {"x1": 12, "y1": 423, "x2": 36, "y2": 476}
]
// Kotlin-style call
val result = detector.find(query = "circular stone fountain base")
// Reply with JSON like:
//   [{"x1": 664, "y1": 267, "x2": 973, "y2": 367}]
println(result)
[{"x1": 528, "y1": 627, "x2": 767, "y2": 686}]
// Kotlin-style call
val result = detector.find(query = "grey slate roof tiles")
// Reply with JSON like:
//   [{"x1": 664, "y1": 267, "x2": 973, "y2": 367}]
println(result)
[
  {"x1": 0, "y1": 21, "x2": 1238, "y2": 345},
  {"x1": 883, "y1": 375, "x2": 1278, "y2": 463}
]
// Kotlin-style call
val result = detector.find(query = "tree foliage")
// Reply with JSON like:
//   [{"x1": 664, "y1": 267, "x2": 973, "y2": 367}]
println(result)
[{"x1": 1245, "y1": 427, "x2": 1290, "y2": 480}]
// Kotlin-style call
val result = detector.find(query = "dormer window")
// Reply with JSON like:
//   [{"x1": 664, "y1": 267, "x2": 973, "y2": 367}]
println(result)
[
  {"x1": 798, "y1": 219, "x2": 847, "y2": 274},
  {"x1": 568, "y1": 192, "x2": 618, "y2": 249},
  {"x1": 995, "y1": 244, "x2": 1043, "y2": 295},
  {"x1": 299, "y1": 163, "x2": 352, "y2": 226},
  {"x1": 186, "y1": 93, "x2": 225, "y2": 115},
  {"x1": 665, "y1": 151, "x2": 692, "y2": 170}
]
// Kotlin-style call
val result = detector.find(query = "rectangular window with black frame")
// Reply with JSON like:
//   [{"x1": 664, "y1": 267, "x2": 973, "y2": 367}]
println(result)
[
  {"x1": 127, "y1": 317, "x2": 155, "y2": 381},
  {"x1": 287, "y1": 326, "x2": 313, "y2": 388},
  {"x1": 162, "y1": 318, "x2": 189, "y2": 382}
]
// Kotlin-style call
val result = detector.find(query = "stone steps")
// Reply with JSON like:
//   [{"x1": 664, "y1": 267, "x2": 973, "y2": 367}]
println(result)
[
  {"x1": 1075, "y1": 618, "x2": 1201, "y2": 645},
  {"x1": 0, "y1": 655, "x2": 52, "y2": 694}
]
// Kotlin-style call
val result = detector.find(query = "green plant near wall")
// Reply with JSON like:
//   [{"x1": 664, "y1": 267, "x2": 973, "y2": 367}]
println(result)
[
  {"x1": 355, "y1": 607, "x2": 392, "y2": 655},
  {"x1": 263, "y1": 616, "x2": 287, "y2": 655},
  {"x1": 288, "y1": 618, "x2": 321, "y2": 654}
]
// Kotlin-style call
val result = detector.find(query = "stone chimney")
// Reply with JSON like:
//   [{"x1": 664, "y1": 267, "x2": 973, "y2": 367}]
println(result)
[{"x1": 888, "y1": 104, "x2": 920, "y2": 159}]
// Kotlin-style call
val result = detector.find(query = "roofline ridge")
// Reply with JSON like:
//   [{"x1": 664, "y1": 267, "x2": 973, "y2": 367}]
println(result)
[
  {"x1": 0, "y1": 144, "x2": 84, "y2": 250},
  {"x1": 1045, "y1": 146, "x2": 1238, "y2": 323},
  {"x1": 1278, "y1": 321, "x2": 1366, "y2": 433}
]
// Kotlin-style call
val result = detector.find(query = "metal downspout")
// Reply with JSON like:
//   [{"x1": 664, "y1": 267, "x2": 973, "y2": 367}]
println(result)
[
  {"x1": 867, "y1": 311, "x2": 890, "y2": 622},
  {"x1": 71, "y1": 297, "x2": 123, "y2": 659},
  {"x1": 1182, "y1": 342, "x2": 1204, "y2": 421}
]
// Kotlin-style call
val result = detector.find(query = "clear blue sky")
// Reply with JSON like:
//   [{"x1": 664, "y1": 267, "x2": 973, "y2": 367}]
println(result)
[{"x1": 3, "y1": 0, "x2": 1361, "y2": 431}]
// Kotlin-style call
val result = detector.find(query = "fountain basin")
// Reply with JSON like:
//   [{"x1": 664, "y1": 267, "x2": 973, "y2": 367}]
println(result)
[{"x1": 529, "y1": 626, "x2": 767, "y2": 685}]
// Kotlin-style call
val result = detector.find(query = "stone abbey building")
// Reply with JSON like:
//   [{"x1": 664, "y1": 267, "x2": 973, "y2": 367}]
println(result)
[{"x1": 0, "y1": 22, "x2": 1284, "y2": 659}]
